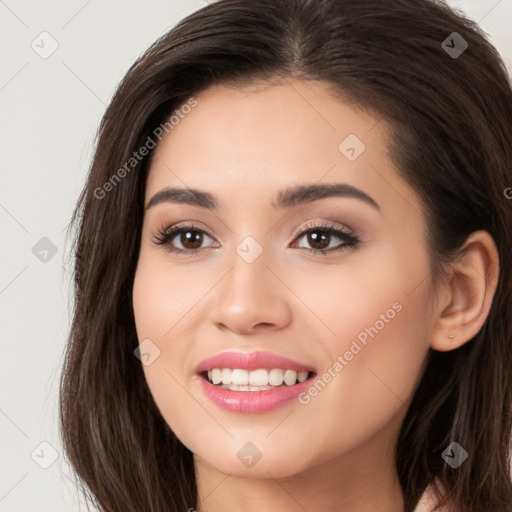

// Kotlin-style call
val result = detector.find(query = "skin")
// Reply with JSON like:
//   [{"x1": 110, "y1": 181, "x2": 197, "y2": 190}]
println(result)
[{"x1": 132, "y1": 79, "x2": 499, "y2": 512}]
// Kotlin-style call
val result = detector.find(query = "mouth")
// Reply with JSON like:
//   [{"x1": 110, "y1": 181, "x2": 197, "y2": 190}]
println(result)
[
  {"x1": 196, "y1": 350, "x2": 317, "y2": 392},
  {"x1": 196, "y1": 351, "x2": 317, "y2": 413}
]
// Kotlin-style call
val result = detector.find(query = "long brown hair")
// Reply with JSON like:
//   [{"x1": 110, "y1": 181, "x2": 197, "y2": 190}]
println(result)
[{"x1": 59, "y1": 1, "x2": 512, "y2": 510}]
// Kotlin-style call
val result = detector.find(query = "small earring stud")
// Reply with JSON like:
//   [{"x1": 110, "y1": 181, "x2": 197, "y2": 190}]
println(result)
[{"x1": 448, "y1": 335, "x2": 455, "y2": 341}]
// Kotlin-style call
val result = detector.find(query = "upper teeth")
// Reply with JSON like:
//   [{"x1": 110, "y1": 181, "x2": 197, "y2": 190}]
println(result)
[{"x1": 207, "y1": 368, "x2": 309, "y2": 386}]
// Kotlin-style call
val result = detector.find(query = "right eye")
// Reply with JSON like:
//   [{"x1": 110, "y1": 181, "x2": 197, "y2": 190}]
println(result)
[{"x1": 153, "y1": 223, "x2": 218, "y2": 256}]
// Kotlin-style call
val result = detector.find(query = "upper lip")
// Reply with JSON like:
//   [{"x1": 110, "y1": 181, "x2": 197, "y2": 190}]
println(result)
[{"x1": 196, "y1": 350, "x2": 316, "y2": 374}]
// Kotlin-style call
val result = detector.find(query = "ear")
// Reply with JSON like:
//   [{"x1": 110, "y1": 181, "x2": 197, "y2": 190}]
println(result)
[{"x1": 430, "y1": 230, "x2": 499, "y2": 352}]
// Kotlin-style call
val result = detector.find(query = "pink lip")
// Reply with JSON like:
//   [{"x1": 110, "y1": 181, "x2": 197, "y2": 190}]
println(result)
[
  {"x1": 196, "y1": 351, "x2": 316, "y2": 414},
  {"x1": 199, "y1": 376, "x2": 314, "y2": 414},
  {"x1": 196, "y1": 350, "x2": 316, "y2": 373}
]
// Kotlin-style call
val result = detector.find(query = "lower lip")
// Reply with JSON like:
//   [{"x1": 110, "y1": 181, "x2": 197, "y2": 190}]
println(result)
[{"x1": 198, "y1": 375, "x2": 314, "y2": 414}]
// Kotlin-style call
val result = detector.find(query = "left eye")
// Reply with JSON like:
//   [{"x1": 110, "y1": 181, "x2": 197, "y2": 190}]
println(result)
[
  {"x1": 153, "y1": 222, "x2": 360, "y2": 256},
  {"x1": 291, "y1": 223, "x2": 360, "y2": 254}
]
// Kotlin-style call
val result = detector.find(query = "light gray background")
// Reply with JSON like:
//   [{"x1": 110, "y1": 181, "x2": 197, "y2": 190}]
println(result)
[{"x1": 1, "y1": 1, "x2": 511, "y2": 511}]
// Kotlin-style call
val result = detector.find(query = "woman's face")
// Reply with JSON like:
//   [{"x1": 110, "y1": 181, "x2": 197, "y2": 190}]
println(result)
[{"x1": 132, "y1": 79, "x2": 435, "y2": 479}]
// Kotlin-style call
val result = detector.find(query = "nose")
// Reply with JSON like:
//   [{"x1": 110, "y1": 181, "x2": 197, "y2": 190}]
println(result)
[{"x1": 208, "y1": 250, "x2": 292, "y2": 335}]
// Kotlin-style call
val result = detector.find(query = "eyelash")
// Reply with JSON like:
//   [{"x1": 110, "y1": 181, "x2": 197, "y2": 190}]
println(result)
[{"x1": 152, "y1": 221, "x2": 361, "y2": 257}]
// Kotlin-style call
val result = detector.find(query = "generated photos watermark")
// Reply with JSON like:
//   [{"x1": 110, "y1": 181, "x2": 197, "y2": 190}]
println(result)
[
  {"x1": 298, "y1": 301, "x2": 403, "y2": 405},
  {"x1": 94, "y1": 96, "x2": 198, "y2": 200}
]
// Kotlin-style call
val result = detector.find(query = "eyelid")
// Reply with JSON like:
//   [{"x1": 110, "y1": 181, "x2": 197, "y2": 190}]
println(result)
[
  {"x1": 290, "y1": 219, "x2": 356, "y2": 240},
  {"x1": 154, "y1": 219, "x2": 210, "y2": 236}
]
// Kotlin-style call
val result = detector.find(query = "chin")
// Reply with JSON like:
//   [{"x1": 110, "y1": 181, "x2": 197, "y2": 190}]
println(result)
[{"x1": 193, "y1": 441, "x2": 318, "y2": 480}]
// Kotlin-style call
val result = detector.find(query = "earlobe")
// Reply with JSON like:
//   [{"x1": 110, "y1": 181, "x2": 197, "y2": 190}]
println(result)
[{"x1": 429, "y1": 231, "x2": 499, "y2": 352}]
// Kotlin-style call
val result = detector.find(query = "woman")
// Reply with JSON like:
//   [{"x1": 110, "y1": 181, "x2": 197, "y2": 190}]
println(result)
[{"x1": 59, "y1": 0, "x2": 512, "y2": 511}]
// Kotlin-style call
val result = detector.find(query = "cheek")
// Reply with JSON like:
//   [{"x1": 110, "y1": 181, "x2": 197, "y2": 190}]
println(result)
[
  {"x1": 298, "y1": 258, "x2": 431, "y2": 449},
  {"x1": 132, "y1": 248, "x2": 208, "y2": 341},
  {"x1": 132, "y1": 250, "x2": 213, "y2": 447},
  {"x1": 313, "y1": 307, "x2": 428, "y2": 460},
  {"x1": 132, "y1": 254, "x2": 188, "y2": 359}
]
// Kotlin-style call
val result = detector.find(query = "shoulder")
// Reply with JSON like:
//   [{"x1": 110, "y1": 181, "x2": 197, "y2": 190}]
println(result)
[{"x1": 413, "y1": 482, "x2": 451, "y2": 512}]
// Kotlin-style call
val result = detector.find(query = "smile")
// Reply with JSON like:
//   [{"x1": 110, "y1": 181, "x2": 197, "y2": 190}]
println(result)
[{"x1": 196, "y1": 351, "x2": 317, "y2": 413}]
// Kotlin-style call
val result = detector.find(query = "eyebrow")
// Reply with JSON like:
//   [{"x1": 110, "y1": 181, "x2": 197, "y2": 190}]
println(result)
[{"x1": 145, "y1": 183, "x2": 380, "y2": 211}]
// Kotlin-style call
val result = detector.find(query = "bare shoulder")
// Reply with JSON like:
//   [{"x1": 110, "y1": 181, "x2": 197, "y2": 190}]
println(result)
[{"x1": 413, "y1": 483, "x2": 453, "y2": 512}]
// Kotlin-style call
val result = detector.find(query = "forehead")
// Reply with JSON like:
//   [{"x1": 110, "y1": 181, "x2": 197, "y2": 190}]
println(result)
[
  {"x1": 150, "y1": 80, "x2": 380, "y2": 168},
  {"x1": 144, "y1": 79, "x2": 422, "y2": 224}
]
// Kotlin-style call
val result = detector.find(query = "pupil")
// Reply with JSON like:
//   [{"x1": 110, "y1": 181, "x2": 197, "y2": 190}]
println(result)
[
  {"x1": 182, "y1": 230, "x2": 202, "y2": 249},
  {"x1": 309, "y1": 231, "x2": 329, "y2": 249}
]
